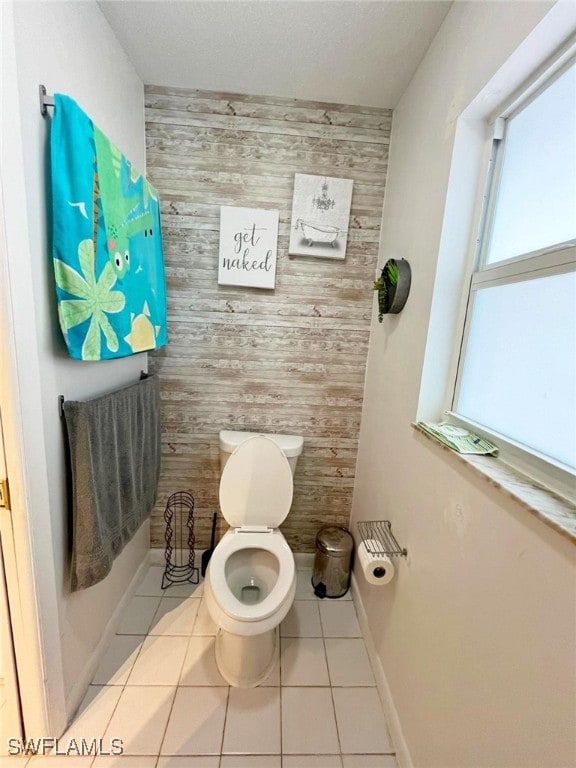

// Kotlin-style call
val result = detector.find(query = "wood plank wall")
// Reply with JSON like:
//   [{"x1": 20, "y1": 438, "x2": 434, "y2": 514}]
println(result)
[{"x1": 145, "y1": 85, "x2": 392, "y2": 551}]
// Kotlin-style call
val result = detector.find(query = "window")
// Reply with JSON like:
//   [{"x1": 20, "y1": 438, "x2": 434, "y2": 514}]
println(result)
[{"x1": 451, "y1": 54, "x2": 576, "y2": 486}]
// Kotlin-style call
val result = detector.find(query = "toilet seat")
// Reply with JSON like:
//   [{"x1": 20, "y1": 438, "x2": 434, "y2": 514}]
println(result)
[
  {"x1": 209, "y1": 436, "x2": 296, "y2": 625},
  {"x1": 208, "y1": 530, "x2": 294, "y2": 622},
  {"x1": 206, "y1": 434, "x2": 296, "y2": 647},
  {"x1": 219, "y1": 435, "x2": 293, "y2": 529}
]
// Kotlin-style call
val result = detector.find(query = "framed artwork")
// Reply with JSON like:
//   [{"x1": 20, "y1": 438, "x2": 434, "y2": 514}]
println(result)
[
  {"x1": 218, "y1": 206, "x2": 279, "y2": 289},
  {"x1": 288, "y1": 174, "x2": 354, "y2": 259}
]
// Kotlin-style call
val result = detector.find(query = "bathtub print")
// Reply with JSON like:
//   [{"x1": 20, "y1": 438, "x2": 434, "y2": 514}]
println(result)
[{"x1": 289, "y1": 174, "x2": 353, "y2": 259}]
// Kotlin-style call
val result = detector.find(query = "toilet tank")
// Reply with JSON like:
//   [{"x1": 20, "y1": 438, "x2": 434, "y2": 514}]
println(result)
[{"x1": 219, "y1": 430, "x2": 303, "y2": 476}]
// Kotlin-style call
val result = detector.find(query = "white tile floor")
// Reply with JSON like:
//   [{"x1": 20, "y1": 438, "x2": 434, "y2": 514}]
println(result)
[{"x1": 8, "y1": 566, "x2": 397, "y2": 767}]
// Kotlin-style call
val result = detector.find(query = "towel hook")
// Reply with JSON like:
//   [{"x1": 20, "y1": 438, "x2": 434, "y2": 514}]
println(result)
[{"x1": 39, "y1": 84, "x2": 54, "y2": 117}]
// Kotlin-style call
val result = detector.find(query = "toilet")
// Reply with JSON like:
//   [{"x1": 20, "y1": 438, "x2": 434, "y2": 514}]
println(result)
[{"x1": 204, "y1": 430, "x2": 303, "y2": 687}]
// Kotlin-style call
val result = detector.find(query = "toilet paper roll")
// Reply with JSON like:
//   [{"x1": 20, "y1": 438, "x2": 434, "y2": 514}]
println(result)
[{"x1": 357, "y1": 539, "x2": 395, "y2": 585}]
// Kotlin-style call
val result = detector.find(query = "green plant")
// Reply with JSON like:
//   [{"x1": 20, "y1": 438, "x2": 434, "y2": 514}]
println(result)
[
  {"x1": 386, "y1": 260, "x2": 399, "y2": 286},
  {"x1": 374, "y1": 259, "x2": 399, "y2": 322}
]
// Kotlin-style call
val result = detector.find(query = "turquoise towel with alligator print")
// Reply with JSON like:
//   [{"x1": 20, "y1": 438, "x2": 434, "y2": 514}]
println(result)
[{"x1": 50, "y1": 94, "x2": 167, "y2": 360}]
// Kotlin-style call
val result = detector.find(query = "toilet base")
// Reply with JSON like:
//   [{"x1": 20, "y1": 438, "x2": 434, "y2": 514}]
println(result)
[{"x1": 214, "y1": 626, "x2": 278, "y2": 687}]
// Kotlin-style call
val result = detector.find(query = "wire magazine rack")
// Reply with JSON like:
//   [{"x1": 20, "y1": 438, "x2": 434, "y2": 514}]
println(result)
[{"x1": 162, "y1": 490, "x2": 200, "y2": 589}]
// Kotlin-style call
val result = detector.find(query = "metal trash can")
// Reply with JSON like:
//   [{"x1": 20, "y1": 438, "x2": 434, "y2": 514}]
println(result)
[{"x1": 312, "y1": 525, "x2": 354, "y2": 598}]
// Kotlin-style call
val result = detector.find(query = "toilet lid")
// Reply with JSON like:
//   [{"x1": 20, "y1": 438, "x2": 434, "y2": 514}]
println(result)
[{"x1": 219, "y1": 435, "x2": 293, "y2": 528}]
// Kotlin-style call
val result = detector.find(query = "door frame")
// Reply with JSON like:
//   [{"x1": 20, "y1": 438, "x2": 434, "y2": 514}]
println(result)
[
  {"x1": 0, "y1": 0, "x2": 67, "y2": 739},
  {"x1": 0, "y1": 488, "x2": 24, "y2": 751}
]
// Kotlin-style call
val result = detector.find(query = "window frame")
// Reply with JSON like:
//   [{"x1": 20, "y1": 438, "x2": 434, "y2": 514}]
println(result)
[{"x1": 448, "y1": 48, "x2": 576, "y2": 501}]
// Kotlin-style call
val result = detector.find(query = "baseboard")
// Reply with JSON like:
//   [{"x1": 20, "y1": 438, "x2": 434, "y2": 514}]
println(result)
[
  {"x1": 294, "y1": 553, "x2": 314, "y2": 569},
  {"x1": 149, "y1": 547, "x2": 165, "y2": 565},
  {"x1": 149, "y1": 548, "x2": 315, "y2": 570},
  {"x1": 64, "y1": 549, "x2": 152, "y2": 723},
  {"x1": 351, "y1": 572, "x2": 414, "y2": 768},
  {"x1": 149, "y1": 548, "x2": 201, "y2": 567}
]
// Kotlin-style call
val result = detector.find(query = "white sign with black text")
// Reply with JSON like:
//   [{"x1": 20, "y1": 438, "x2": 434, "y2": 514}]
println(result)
[{"x1": 218, "y1": 206, "x2": 279, "y2": 289}]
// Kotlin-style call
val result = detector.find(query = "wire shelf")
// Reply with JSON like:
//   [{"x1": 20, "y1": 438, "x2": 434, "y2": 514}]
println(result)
[{"x1": 357, "y1": 520, "x2": 407, "y2": 557}]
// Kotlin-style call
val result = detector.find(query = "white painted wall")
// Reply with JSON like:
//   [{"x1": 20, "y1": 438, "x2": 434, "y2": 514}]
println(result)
[
  {"x1": 99, "y1": 0, "x2": 451, "y2": 108},
  {"x1": 351, "y1": 3, "x2": 576, "y2": 767},
  {"x1": 7, "y1": 1, "x2": 149, "y2": 719}
]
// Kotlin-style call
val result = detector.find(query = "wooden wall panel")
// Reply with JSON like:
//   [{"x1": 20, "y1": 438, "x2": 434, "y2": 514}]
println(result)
[{"x1": 146, "y1": 86, "x2": 391, "y2": 552}]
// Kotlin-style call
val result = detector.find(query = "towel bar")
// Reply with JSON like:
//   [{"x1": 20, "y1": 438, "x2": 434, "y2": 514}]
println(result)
[{"x1": 58, "y1": 371, "x2": 148, "y2": 417}]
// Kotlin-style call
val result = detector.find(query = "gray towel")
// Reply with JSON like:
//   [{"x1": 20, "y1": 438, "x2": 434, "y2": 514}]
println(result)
[{"x1": 63, "y1": 374, "x2": 161, "y2": 591}]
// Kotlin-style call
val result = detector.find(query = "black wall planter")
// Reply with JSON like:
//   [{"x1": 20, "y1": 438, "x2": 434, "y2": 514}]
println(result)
[{"x1": 375, "y1": 258, "x2": 411, "y2": 320}]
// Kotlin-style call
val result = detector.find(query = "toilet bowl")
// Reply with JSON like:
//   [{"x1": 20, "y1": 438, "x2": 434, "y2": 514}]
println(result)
[{"x1": 204, "y1": 432, "x2": 302, "y2": 687}]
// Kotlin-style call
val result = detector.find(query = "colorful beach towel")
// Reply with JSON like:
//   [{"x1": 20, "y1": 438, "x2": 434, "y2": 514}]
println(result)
[{"x1": 50, "y1": 94, "x2": 167, "y2": 360}]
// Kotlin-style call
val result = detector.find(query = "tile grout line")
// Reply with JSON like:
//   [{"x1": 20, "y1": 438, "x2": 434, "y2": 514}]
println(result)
[
  {"x1": 116, "y1": 572, "x2": 195, "y2": 761},
  {"x1": 94, "y1": 620, "x2": 149, "y2": 756},
  {"x1": 86, "y1": 566, "x2": 395, "y2": 767},
  {"x1": 124, "y1": 601, "x2": 169, "y2": 684},
  {"x1": 156, "y1": 585, "x2": 207, "y2": 762},
  {"x1": 155, "y1": 684, "x2": 179, "y2": 765},
  {"x1": 174, "y1": 610, "x2": 197, "y2": 687},
  {"x1": 123, "y1": 602, "x2": 165, "y2": 761},
  {"x1": 218, "y1": 670, "x2": 231, "y2": 761},
  {"x1": 321, "y1": 602, "x2": 345, "y2": 768},
  {"x1": 278, "y1": 624, "x2": 283, "y2": 761}
]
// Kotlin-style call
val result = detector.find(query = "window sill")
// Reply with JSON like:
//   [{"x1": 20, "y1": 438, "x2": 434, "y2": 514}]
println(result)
[{"x1": 412, "y1": 423, "x2": 576, "y2": 544}]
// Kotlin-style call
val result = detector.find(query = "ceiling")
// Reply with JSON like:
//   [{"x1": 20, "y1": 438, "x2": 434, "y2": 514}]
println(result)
[{"x1": 99, "y1": 1, "x2": 452, "y2": 108}]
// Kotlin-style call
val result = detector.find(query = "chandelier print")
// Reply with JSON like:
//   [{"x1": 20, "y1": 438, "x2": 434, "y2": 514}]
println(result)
[
  {"x1": 289, "y1": 173, "x2": 354, "y2": 260},
  {"x1": 312, "y1": 178, "x2": 336, "y2": 211}
]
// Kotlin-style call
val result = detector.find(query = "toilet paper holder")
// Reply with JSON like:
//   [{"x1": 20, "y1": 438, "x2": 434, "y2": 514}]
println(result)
[{"x1": 357, "y1": 520, "x2": 407, "y2": 557}]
